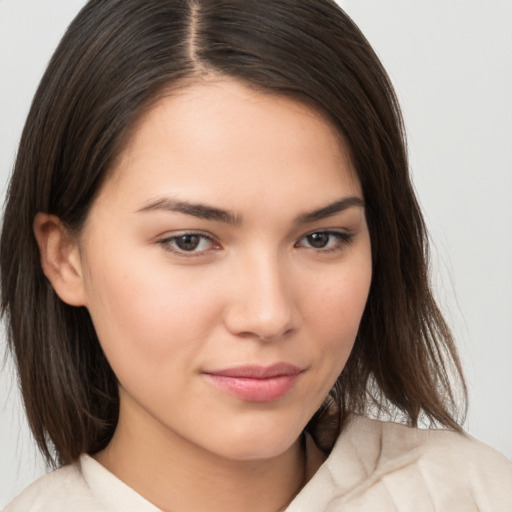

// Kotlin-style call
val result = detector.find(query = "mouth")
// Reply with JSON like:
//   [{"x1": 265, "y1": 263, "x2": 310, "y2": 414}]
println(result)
[{"x1": 202, "y1": 363, "x2": 303, "y2": 402}]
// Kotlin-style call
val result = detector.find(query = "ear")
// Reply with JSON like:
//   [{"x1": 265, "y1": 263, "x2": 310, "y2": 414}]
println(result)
[{"x1": 33, "y1": 213, "x2": 87, "y2": 307}]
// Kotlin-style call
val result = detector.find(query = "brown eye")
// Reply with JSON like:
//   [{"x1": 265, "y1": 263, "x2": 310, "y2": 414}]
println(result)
[
  {"x1": 306, "y1": 232, "x2": 330, "y2": 248},
  {"x1": 160, "y1": 233, "x2": 217, "y2": 255},
  {"x1": 297, "y1": 230, "x2": 353, "y2": 252},
  {"x1": 175, "y1": 234, "x2": 201, "y2": 251}
]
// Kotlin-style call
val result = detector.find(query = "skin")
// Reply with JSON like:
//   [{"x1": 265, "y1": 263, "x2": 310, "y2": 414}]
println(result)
[{"x1": 35, "y1": 78, "x2": 372, "y2": 511}]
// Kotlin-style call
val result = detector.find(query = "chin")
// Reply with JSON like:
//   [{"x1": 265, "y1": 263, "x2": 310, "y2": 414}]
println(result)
[{"x1": 199, "y1": 415, "x2": 305, "y2": 462}]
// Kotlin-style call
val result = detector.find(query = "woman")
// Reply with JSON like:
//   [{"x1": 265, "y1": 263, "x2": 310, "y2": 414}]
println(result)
[{"x1": 2, "y1": 0, "x2": 511, "y2": 510}]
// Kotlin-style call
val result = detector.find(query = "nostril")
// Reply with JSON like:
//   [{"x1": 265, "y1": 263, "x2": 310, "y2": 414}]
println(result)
[
  {"x1": 255, "y1": 328, "x2": 295, "y2": 343},
  {"x1": 225, "y1": 303, "x2": 299, "y2": 341},
  {"x1": 223, "y1": 258, "x2": 300, "y2": 341}
]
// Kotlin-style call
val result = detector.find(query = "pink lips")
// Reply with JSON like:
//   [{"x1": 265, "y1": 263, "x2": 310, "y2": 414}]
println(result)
[{"x1": 203, "y1": 363, "x2": 303, "y2": 402}]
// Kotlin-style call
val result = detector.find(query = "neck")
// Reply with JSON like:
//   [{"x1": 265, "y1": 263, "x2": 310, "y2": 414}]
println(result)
[{"x1": 93, "y1": 399, "x2": 319, "y2": 512}]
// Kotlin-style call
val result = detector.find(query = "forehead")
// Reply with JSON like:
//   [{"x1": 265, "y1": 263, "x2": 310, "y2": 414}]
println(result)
[{"x1": 99, "y1": 78, "x2": 361, "y2": 211}]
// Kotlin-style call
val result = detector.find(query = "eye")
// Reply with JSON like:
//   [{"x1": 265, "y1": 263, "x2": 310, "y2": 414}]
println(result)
[
  {"x1": 296, "y1": 230, "x2": 352, "y2": 252},
  {"x1": 159, "y1": 232, "x2": 218, "y2": 255}
]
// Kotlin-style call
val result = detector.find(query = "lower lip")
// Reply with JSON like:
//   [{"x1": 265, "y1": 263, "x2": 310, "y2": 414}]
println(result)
[{"x1": 204, "y1": 373, "x2": 301, "y2": 402}]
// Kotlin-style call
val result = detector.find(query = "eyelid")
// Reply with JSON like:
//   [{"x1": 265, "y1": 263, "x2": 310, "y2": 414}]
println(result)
[
  {"x1": 156, "y1": 228, "x2": 354, "y2": 257},
  {"x1": 295, "y1": 229, "x2": 354, "y2": 252},
  {"x1": 158, "y1": 231, "x2": 221, "y2": 256}
]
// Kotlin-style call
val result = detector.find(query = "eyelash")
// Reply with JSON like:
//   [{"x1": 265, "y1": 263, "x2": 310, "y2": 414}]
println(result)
[
  {"x1": 158, "y1": 232, "x2": 220, "y2": 256},
  {"x1": 158, "y1": 230, "x2": 353, "y2": 257},
  {"x1": 295, "y1": 230, "x2": 354, "y2": 253}
]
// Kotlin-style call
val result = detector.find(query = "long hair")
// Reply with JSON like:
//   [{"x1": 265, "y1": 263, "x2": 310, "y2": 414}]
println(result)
[{"x1": 1, "y1": 0, "x2": 466, "y2": 466}]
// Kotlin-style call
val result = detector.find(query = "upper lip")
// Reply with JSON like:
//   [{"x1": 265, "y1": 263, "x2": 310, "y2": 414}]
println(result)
[{"x1": 204, "y1": 363, "x2": 303, "y2": 379}]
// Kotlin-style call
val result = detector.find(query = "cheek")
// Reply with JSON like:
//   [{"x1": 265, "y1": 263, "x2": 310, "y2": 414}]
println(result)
[
  {"x1": 82, "y1": 250, "x2": 223, "y2": 381},
  {"x1": 309, "y1": 260, "x2": 371, "y2": 332},
  {"x1": 303, "y1": 256, "x2": 372, "y2": 371}
]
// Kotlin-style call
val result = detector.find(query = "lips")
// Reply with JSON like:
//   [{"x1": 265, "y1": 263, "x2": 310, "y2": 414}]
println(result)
[{"x1": 203, "y1": 363, "x2": 303, "y2": 402}]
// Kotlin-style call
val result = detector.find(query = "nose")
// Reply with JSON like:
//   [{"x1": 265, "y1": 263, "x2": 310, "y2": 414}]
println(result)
[{"x1": 223, "y1": 252, "x2": 300, "y2": 341}]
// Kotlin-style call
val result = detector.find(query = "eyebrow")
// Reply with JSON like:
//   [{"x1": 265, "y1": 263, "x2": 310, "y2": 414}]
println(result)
[
  {"x1": 137, "y1": 198, "x2": 242, "y2": 225},
  {"x1": 294, "y1": 196, "x2": 365, "y2": 224},
  {"x1": 137, "y1": 196, "x2": 364, "y2": 225}
]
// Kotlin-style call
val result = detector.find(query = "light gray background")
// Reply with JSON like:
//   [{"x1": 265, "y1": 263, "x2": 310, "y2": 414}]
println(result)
[{"x1": 1, "y1": 0, "x2": 511, "y2": 506}]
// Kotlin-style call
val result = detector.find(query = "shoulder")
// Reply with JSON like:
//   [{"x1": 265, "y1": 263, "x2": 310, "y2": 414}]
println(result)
[
  {"x1": 344, "y1": 415, "x2": 512, "y2": 473},
  {"x1": 4, "y1": 459, "x2": 106, "y2": 512},
  {"x1": 5, "y1": 454, "x2": 161, "y2": 512},
  {"x1": 314, "y1": 415, "x2": 512, "y2": 511}
]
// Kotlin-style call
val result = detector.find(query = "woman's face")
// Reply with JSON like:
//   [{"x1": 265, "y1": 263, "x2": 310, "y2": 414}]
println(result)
[{"x1": 76, "y1": 79, "x2": 372, "y2": 461}]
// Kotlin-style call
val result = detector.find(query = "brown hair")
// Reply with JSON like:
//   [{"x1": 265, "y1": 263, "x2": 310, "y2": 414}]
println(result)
[{"x1": 1, "y1": 0, "x2": 466, "y2": 466}]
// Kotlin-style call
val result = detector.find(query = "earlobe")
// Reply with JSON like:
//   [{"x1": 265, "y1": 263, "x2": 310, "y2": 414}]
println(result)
[{"x1": 33, "y1": 213, "x2": 87, "y2": 307}]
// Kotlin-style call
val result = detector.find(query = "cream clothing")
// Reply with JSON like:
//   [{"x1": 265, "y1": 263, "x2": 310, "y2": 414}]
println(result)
[{"x1": 5, "y1": 415, "x2": 512, "y2": 511}]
